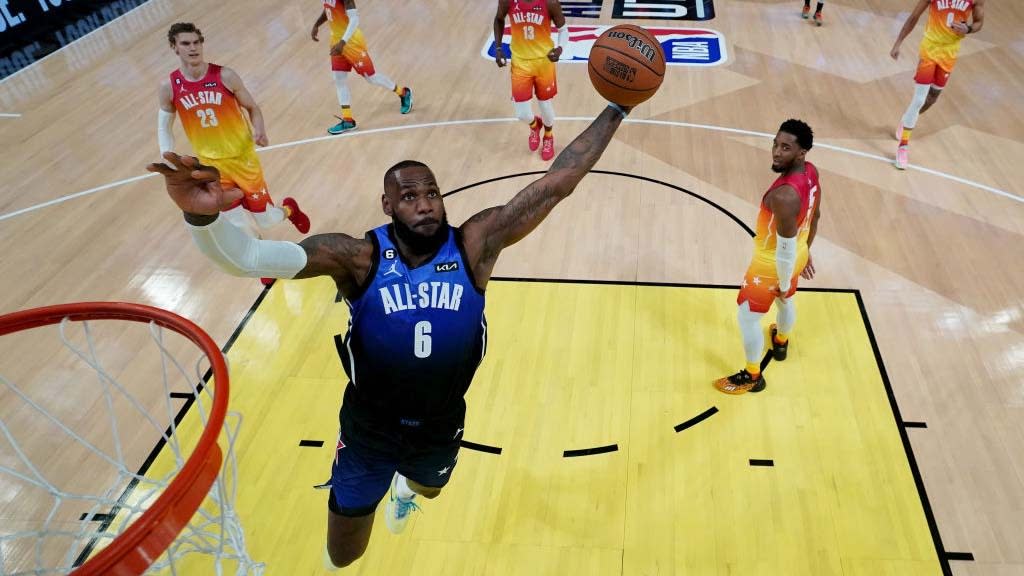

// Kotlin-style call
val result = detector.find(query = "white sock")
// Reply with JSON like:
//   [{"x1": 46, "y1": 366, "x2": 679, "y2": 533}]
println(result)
[
  {"x1": 901, "y1": 83, "x2": 930, "y2": 132},
  {"x1": 252, "y1": 205, "x2": 287, "y2": 230},
  {"x1": 395, "y1": 475, "x2": 417, "y2": 501},
  {"x1": 333, "y1": 71, "x2": 351, "y2": 107},
  {"x1": 537, "y1": 98, "x2": 555, "y2": 128},
  {"x1": 366, "y1": 72, "x2": 396, "y2": 91},
  {"x1": 737, "y1": 301, "x2": 766, "y2": 364},
  {"x1": 513, "y1": 100, "x2": 535, "y2": 124},
  {"x1": 776, "y1": 295, "x2": 797, "y2": 335}
]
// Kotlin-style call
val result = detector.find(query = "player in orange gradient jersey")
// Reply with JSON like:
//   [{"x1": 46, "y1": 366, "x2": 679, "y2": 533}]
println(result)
[
  {"x1": 715, "y1": 120, "x2": 822, "y2": 395},
  {"x1": 493, "y1": 0, "x2": 568, "y2": 161},
  {"x1": 311, "y1": 0, "x2": 413, "y2": 135},
  {"x1": 157, "y1": 22, "x2": 310, "y2": 271},
  {"x1": 890, "y1": 0, "x2": 986, "y2": 169}
]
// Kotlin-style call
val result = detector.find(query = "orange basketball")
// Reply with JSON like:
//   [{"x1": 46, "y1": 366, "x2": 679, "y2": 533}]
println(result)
[{"x1": 588, "y1": 24, "x2": 666, "y2": 107}]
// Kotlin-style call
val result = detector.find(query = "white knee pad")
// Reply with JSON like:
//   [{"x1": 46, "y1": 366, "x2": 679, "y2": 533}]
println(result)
[
  {"x1": 222, "y1": 205, "x2": 260, "y2": 238},
  {"x1": 901, "y1": 83, "x2": 930, "y2": 129},
  {"x1": 537, "y1": 99, "x2": 555, "y2": 127},
  {"x1": 775, "y1": 296, "x2": 797, "y2": 335},
  {"x1": 333, "y1": 71, "x2": 351, "y2": 106},
  {"x1": 366, "y1": 73, "x2": 396, "y2": 91},
  {"x1": 737, "y1": 301, "x2": 766, "y2": 364},
  {"x1": 513, "y1": 100, "x2": 535, "y2": 123}
]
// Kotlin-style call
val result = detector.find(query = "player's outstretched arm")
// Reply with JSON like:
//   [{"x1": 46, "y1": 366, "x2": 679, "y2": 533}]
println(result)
[
  {"x1": 459, "y1": 104, "x2": 628, "y2": 283},
  {"x1": 147, "y1": 153, "x2": 370, "y2": 294}
]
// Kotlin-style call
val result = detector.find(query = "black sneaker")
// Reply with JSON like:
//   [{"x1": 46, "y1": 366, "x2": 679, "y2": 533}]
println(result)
[{"x1": 769, "y1": 323, "x2": 788, "y2": 362}]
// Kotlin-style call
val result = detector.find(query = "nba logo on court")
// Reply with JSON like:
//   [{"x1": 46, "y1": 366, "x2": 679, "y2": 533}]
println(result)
[{"x1": 483, "y1": 25, "x2": 726, "y2": 67}]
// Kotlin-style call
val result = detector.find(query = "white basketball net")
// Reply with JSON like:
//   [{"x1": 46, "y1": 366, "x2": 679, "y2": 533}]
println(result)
[{"x1": 0, "y1": 317, "x2": 263, "y2": 575}]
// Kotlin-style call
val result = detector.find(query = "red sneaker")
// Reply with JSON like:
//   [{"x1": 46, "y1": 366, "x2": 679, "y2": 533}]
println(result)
[
  {"x1": 528, "y1": 116, "x2": 542, "y2": 152},
  {"x1": 540, "y1": 135, "x2": 554, "y2": 161},
  {"x1": 282, "y1": 197, "x2": 310, "y2": 234},
  {"x1": 261, "y1": 277, "x2": 274, "y2": 286}
]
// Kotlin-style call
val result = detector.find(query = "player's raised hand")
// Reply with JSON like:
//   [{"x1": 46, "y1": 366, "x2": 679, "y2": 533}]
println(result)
[
  {"x1": 147, "y1": 152, "x2": 242, "y2": 216},
  {"x1": 547, "y1": 46, "x2": 562, "y2": 63},
  {"x1": 494, "y1": 45, "x2": 507, "y2": 67}
]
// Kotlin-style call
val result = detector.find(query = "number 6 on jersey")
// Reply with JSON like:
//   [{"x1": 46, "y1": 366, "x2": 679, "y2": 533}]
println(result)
[{"x1": 414, "y1": 321, "x2": 432, "y2": 358}]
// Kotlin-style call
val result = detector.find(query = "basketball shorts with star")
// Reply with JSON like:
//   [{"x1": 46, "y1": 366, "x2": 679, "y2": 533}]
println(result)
[
  {"x1": 327, "y1": 399, "x2": 463, "y2": 517},
  {"x1": 199, "y1": 148, "x2": 274, "y2": 213},
  {"x1": 736, "y1": 253, "x2": 808, "y2": 314},
  {"x1": 330, "y1": 35, "x2": 377, "y2": 77},
  {"x1": 511, "y1": 57, "x2": 557, "y2": 103}
]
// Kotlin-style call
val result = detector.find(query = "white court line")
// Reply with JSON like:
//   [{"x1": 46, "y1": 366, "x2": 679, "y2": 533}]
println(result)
[
  {"x1": 0, "y1": 116, "x2": 1019, "y2": 223},
  {"x1": 0, "y1": 113, "x2": 21, "y2": 118}
]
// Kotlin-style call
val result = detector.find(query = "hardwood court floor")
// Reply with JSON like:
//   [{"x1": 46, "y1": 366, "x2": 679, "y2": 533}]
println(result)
[{"x1": 1, "y1": 0, "x2": 1022, "y2": 574}]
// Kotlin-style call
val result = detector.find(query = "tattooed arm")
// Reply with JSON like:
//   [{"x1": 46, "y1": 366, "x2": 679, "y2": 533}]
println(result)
[
  {"x1": 149, "y1": 153, "x2": 373, "y2": 298},
  {"x1": 460, "y1": 105, "x2": 629, "y2": 288}
]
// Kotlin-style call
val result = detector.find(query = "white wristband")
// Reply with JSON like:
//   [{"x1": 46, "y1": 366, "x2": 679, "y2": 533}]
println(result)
[
  {"x1": 775, "y1": 234, "x2": 797, "y2": 293},
  {"x1": 608, "y1": 102, "x2": 628, "y2": 119},
  {"x1": 187, "y1": 216, "x2": 308, "y2": 279}
]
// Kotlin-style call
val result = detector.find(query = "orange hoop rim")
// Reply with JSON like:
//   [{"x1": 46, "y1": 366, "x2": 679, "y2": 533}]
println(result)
[{"x1": 0, "y1": 302, "x2": 229, "y2": 576}]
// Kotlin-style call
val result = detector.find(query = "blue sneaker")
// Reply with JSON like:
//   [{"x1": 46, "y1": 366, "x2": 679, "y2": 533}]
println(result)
[
  {"x1": 384, "y1": 474, "x2": 420, "y2": 534},
  {"x1": 327, "y1": 118, "x2": 357, "y2": 135},
  {"x1": 399, "y1": 87, "x2": 413, "y2": 115}
]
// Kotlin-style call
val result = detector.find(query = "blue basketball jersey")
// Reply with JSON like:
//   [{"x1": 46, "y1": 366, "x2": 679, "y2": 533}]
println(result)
[{"x1": 336, "y1": 225, "x2": 487, "y2": 422}]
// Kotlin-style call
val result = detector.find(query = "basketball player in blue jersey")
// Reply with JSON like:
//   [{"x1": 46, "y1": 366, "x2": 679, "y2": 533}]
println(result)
[{"x1": 148, "y1": 101, "x2": 633, "y2": 569}]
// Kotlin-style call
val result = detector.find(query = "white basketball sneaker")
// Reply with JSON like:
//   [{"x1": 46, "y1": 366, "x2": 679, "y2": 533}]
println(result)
[{"x1": 385, "y1": 474, "x2": 421, "y2": 534}]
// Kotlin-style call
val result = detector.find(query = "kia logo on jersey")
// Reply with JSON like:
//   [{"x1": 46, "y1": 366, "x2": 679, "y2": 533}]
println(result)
[
  {"x1": 435, "y1": 262, "x2": 459, "y2": 273},
  {"x1": 484, "y1": 25, "x2": 727, "y2": 67},
  {"x1": 613, "y1": 0, "x2": 715, "y2": 20}
]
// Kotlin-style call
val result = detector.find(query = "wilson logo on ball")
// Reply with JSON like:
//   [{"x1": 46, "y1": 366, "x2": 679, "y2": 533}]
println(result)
[{"x1": 606, "y1": 30, "x2": 659, "y2": 63}]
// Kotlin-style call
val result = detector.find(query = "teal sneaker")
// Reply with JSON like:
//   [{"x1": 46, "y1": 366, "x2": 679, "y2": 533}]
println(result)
[
  {"x1": 327, "y1": 118, "x2": 357, "y2": 135},
  {"x1": 399, "y1": 87, "x2": 413, "y2": 115},
  {"x1": 384, "y1": 474, "x2": 420, "y2": 534}
]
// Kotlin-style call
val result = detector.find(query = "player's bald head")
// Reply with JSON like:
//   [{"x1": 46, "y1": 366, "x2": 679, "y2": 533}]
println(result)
[{"x1": 384, "y1": 160, "x2": 435, "y2": 195}]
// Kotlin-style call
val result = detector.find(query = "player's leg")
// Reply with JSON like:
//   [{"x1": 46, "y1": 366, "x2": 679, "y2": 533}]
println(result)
[
  {"x1": 813, "y1": 1, "x2": 824, "y2": 25},
  {"x1": 714, "y1": 267, "x2": 772, "y2": 394},
  {"x1": 770, "y1": 294, "x2": 797, "y2": 361},
  {"x1": 385, "y1": 422, "x2": 462, "y2": 534},
  {"x1": 324, "y1": 427, "x2": 399, "y2": 569},
  {"x1": 349, "y1": 41, "x2": 413, "y2": 114},
  {"x1": 233, "y1": 150, "x2": 310, "y2": 234},
  {"x1": 511, "y1": 59, "x2": 542, "y2": 152},
  {"x1": 919, "y1": 63, "x2": 951, "y2": 114},
  {"x1": 329, "y1": 54, "x2": 358, "y2": 135},
  {"x1": 896, "y1": 59, "x2": 936, "y2": 169},
  {"x1": 535, "y1": 60, "x2": 558, "y2": 161}
]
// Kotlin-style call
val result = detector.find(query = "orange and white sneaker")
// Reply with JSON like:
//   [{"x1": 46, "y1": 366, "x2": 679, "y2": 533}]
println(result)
[
  {"x1": 528, "y1": 116, "x2": 542, "y2": 152},
  {"x1": 813, "y1": 11, "x2": 823, "y2": 26},
  {"x1": 895, "y1": 145, "x2": 909, "y2": 170},
  {"x1": 714, "y1": 370, "x2": 766, "y2": 395},
  {"x1": 801, "y1": 5, "x2": 810, "y2": 18},
  {"x1": 540, "y1": 135, "x2": 555, "y2": 161}
]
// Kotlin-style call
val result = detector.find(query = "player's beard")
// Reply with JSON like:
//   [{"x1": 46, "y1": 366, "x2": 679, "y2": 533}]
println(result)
[{"x1": 392, "y1": 214, "x2": 449, "y2": 256}]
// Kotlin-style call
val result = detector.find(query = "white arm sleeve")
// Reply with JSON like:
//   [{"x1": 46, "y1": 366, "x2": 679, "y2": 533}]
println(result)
[
  {"x1": 555, "y1": 26, "x2": 568, "y2": 50},
  {"x1": 342, "y1": 9, "x2": 359, "y2": 42},
  {"x1": 158, "y1": 109, "x2": 175, "y2": 154},
  {"x1": 186, "y1": 216, "x2": 308, "y2": 279},
  {"x1": 775, "y1": 235, "x2": 798, "y2": 293}
]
